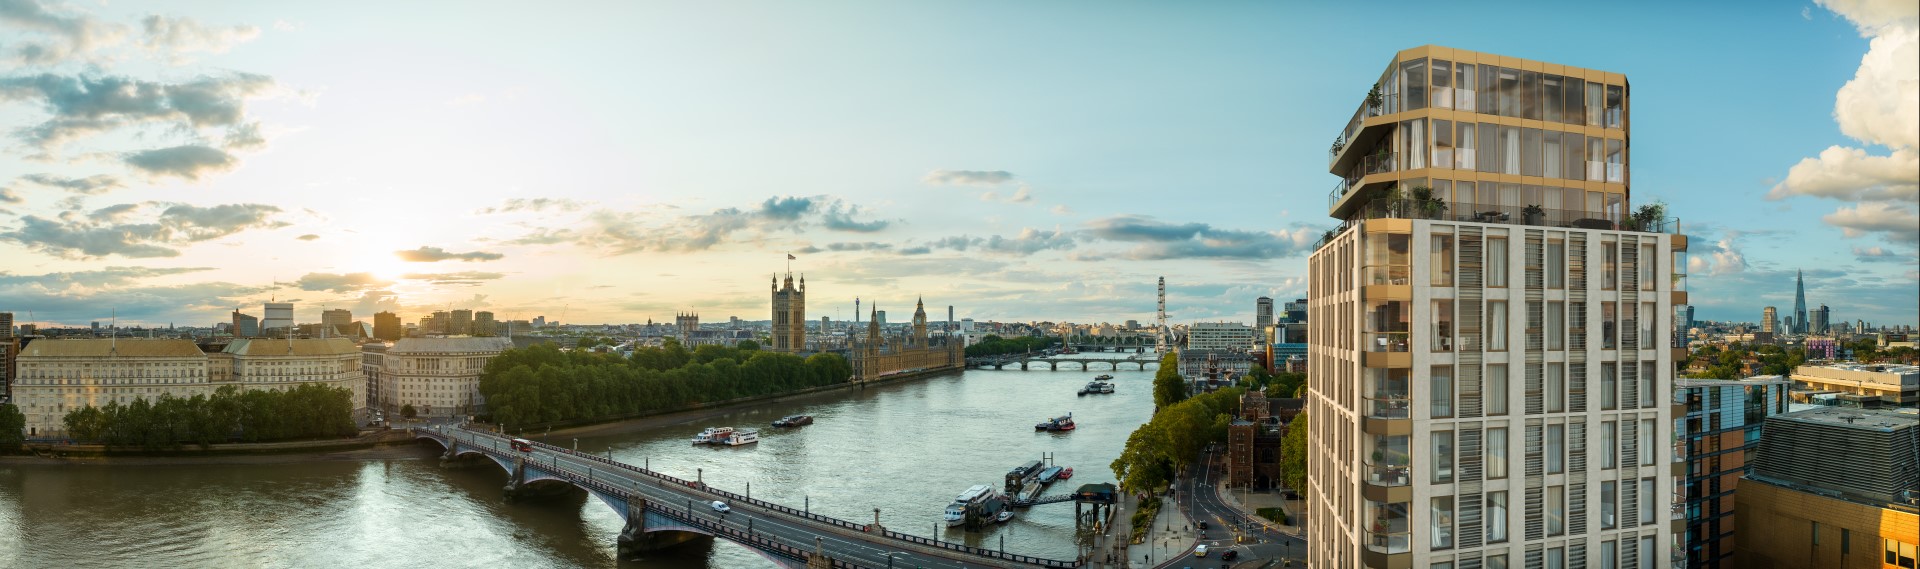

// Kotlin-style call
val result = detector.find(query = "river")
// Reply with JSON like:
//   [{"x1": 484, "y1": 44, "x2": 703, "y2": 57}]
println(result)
[{"x1": 0, "y1": 354, "x2": 1157, "y2": 568}]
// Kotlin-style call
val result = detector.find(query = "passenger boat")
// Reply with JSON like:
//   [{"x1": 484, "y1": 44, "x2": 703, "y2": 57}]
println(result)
[
  {"x1": 1037, "y1": 466, "x2": 1063, "y2": 483},
  {"x1": 1036, "y1": 413, "x2": 1075, "y2": 432},
  {"x1": 691, "y1": 427, "x2": 732, "y2": 444},
  {"x1": 771, "y1": 414, "x2": 814, "y2": 427},
  {"x1": 1058, "y1": 467, "x2": 1074, "y2": 480},
  {"x1": 720, "y1": 429, "x2": 759, "y2": 446},
  {"x1": 944, "y1": 484, "x2": 1002, "y2": 527},
  {"x1": 1098, "y1": 382, "x2": 1115, "y2": 394},
  {"x1": 1094, "y1": 374, "x2": 1114, "y2": 380}
]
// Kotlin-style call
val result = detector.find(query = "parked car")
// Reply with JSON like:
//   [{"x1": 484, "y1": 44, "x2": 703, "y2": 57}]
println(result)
[{"x1": 710, "y1": 501, "x2": 731, "y2": 513}]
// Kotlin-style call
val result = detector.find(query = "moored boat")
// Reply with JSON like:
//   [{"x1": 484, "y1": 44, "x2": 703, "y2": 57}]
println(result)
[
  {"x1": 1094, "y1": 374, "x2": 1113, "y2": 380},
  {"x1": 771, "y1": 414, "x2": 814, "y2": 427},
  {"x1": 721, "y1": 429, "x2": 759, "y2": 446},
  {"x1": 995, "y1": 510, "x2": 1014, "y2": 523},
  {"x1": 1037, "y1": 466, "x2": 1063, "y2": 483},
  {"x1": 1058, "y1": 467, "x2": 1075, "y2": 480},
  {"x1": 691, "y1": 426, "x2": 732, "y2": 444},
  {"x1": 1037, "y1": 413, "x2": 1075, "y2": 432}
]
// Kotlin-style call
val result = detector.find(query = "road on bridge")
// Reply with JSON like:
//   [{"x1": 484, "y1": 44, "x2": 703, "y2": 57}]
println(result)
[{"x1": 432, "y1": 426, "x2": 1066, "y2": 569}]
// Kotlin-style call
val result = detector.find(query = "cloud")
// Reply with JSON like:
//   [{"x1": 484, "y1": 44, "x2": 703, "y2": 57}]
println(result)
[
  {"x1": 1768, "y1": 146, "x2": 1918, "y2": 202},
  {"x1": 1083, "y1": 215, "x2": 1318, "y2": 260},
  {"x1": 16, "y1": 173, "x2": 123, "y2": 194},
  {"x1": 139, "y1": 15, "x2": 260, "y2": 63},
  {"x1": 922, "y1": 169, "x2": 1014, "y2": 186},
  {"x1": 0, "y1": 188, "x2": 19, "y2": 204},
  {"x1": 475, "y1": 197, "x2": 584, "y2": 214},
  {"x1": 0, "y1": 72, "x2": 276, "y2": 154},
  {"x1": 0, "y1": 265, "x2": 212, "y2": 288},
  {"x1": 395, "y1": 246, "x2": 505, "y2": 262},
  {"x1": 400, "y1": 271, "x2": 506, "y2": 285},
  {"x1": 0, "y1": 266, "x2": 261, "y2": 327},
  {"x1": 798, "y1": 242, "x2": 893, "y2": 254},
  {"x1": 0, "y1": 0, "x2": 127, "y2": 65},
  {"x1": 1823, "y1": 201, "x2": 1920, "y2": 243},
  {"x1": 758, "y1": 196, "x2": 817, "y2": 221},
  {"x1": 124, "y1": 144, "x2": 239, "y2": 180},
  {"x1": 296, "y1": 233, "x2": 319, "y2": 241},
  {"x1": 821, "y1": 201, "x2": 889, "y2": 232},
  {"x1": 1687, "y1": 237, "x2": 1750, "y2": 276},
  {"x1": 1852, "y1": 245, "x2": 1917, "y2": 262},
  {"x1": 1050, "y1": 205, "x2": 1073, "y2": 215},
  {"x1": 295, "y1": 272, "x2": 391, "y2": 293},
  {"x1": 922, "y1": 228, "x2": 1076, "y2": 256},
  {"x1": 446, "y1": 93, "x2": 485, "y2": 106},
  {"x1": 1007, "y1": 185, "x2": 1034, "y2": 203},
  {"x1": 0, "y1": 201, "x2": 286, "y2": 258}
]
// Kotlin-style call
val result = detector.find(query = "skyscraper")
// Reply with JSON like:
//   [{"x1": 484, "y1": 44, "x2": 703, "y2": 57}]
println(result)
[
  {"x1": 1811, "y1": 305, "x2": 1830, "y2": 335},
  {"x1": 322, "y1": 309, "x2": 353, "y2": 332},
  {"x1": 231, "y1": 310, "x2": 260, "y2": 337},
  {"x1": 770, "y1": 272, "x2": 805, "y2": 353},
  {"x1": 263, "y1": 302, "x2": 294, "y2": 335},
  {"x1": 373, "y1": 311, "x2": 402, "y2": 341},
  {"x1": 1257, "y1": 296, "x2": 1275, "y2": 329},
  {"x1": 1308, "y1": 46, "x2": 1676, "y2": 569},
  {"x1": 1762, "y1": 307, "x2": 1778, "y2": 334},
  {"x1": 1792, "y1": 270, "x2": 1807, "y2": 334},
  {"x1": 474, "y1": 311, "x2": 496, "y2": 336}
]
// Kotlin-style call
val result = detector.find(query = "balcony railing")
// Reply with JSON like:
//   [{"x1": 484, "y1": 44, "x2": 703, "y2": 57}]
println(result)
[
  {"x1": 1366, "y1": 530, "x2": 1411, "y2": 554},
  {"x1": 1367, "y1": 332, "x2": 1410, "y2": 353},
  {"x1": 1349, "y1": 199, "x2": 1682, "y2": 235},
  {"x1": 1366, "y1": 453, "x2": 1413, "y2": 487},
  {"x1": 1365, "y1": 392, "x2": 1411, "y2": 421}
]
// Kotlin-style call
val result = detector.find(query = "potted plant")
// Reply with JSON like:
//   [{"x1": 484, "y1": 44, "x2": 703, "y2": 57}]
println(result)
[
  {"x1": 1522, "y1": 204, "x2": 1545, "y2": 225},
  {"x1": 1631, "y1": 202, "x2": 1667, "y2": 232},
  {"x1": 1365, "y1": 82, "x2": 1383, "y2": 114},
  {"x1": 1410, "y1": 186, "x2": 1448, "y2": 220},
  {"x1": 1331, "y1": 138, "x2": 1345, "y2": 156}
]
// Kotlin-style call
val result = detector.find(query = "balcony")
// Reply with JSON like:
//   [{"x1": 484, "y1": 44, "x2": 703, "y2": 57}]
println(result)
[
  {"x1": 1364, "y1": 499, "x2": 1412, "y2": 568},
  {"x1": 1348, "y1": 199, "x2": 1683, "y2": 235},
  {"x1": 1328, "y1": 151, "x2": 1400, "y2": 211}
]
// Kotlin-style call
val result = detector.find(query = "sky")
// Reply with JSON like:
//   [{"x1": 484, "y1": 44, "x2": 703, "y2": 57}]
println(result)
[{"x1": 0, "y1": 0, "x2": 1914, "y2": 329}]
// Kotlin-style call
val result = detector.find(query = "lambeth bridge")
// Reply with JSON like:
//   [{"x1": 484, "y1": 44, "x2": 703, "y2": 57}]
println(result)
[
  {"x1": 964, "y1": 354, "x2": 1162, "y2": 371},
  {"x1": 413, "y1": 425, "x2": 1081, "y2": 569}
]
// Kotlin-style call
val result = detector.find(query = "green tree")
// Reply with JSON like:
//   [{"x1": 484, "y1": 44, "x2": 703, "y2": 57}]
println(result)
[
  {"x1": 1279, "y1": 411, "x2": 1308, "y2": 491},
  {"x1": 401, "y1": 404, "x2": 417, "y2": 419},
  {"x1": 736, "y1": 339, "x2": 759, "y2": 351},
  {"x1": 0, "y1": 403, "x2": 26, "y2": 452},
  {"x1": 1151, "y1": 352, "x2": 1186, "y2": 409}
]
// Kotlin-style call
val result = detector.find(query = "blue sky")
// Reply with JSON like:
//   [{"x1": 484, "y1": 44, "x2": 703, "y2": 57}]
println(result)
[{"x1": 0, "y1": 0, "x2": 1913, "y2": 328}]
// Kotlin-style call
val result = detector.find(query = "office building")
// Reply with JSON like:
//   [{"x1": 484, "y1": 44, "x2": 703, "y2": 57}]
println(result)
[
  {"x1": 1761, "y1": 307, "x2": 1778, "y2": 335},
  {"x1": 1258, "y1": 296, "x2": 1276, "y2": 329},
  {"x1": 322, "y1": 309, "x2": 353, "y2": 331},
  {"x1": 771, "y1": 272, "x2": 806, "y2": 353},
  {"x1": 1676, "y1": 376, "x2": 1792, "y2": 569},
  {"x1": 231, "y1": 310, "x2": 260, "y2": 338},
  {"x1": 1736, "y1": 406, "x2": 1919, "y2": 569},
  {"x1": 373, "y1": 311, "x2": 402, "y2": 341},
  {"x1": 376, "y1": 336, "x2": 512, "y2": 418},
  {"x1": 1788, "y1": 363, "x2": 1919, "y2": 408},
  {"x1": 1188, "y1": 322, "x2": 1256, "y2": 352},
  {"x1": 1811, "y1": 305, "x2": 1830, "y2": 336},
  {"x1": 1792, "y1": 271, "x2": 1808, "y2": 335},
  {"x1": 1307, "y1": 46, "x2": 1680, "y2": 569},
  {"x1": 1, "y1": 312, "x2": 14, "y2": 401},
  {"x1": 474, "y1": 311, "x2": 496, "y2": 336},
  {"x1": 450, "y1": 309, "x2": 473, "y2": 336},
  {"x1": 263, "y1": 302, "x2": 294, "y2": 334}
]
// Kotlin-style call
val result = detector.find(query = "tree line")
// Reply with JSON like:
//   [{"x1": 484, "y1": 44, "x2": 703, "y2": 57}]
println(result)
[
  {"x1": 60, "y1": 384, "x2": 358, "y2": 449},
  {"x1": 478, "y1": 339, "x2": 853, "y2": 428},
  {"x1": 1, "y1": 404, "x2": 24, "y2": 453},
  {"x1": 1112, "y1": 383, "x2": 1246, "y2": 494},
  {"x1": 963, "y1": 334, "x2": 1059, "y2": 357}
]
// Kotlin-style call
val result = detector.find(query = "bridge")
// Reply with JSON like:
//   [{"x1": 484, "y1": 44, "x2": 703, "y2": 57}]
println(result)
[
  {"x1": 413, "y1": 425, "x2": 1080, "y2": 569},
  {"x1": 965, "y1": 355, "x2": 1162, "y2": 371}
]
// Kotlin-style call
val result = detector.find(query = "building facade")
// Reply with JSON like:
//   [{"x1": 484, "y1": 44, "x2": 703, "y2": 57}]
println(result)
[
  {"x1": 1675, "y1": 376, "x2": 1791, "y2": 569},
  {"x1": 1788, "y1": 363, "x2": 1919, "y2": 408},
  {"x1": 1307, "y1": 46, "x2": 1681, "y2": 569},
  {"x1": 373, "y1": 311, "x2": 402, "y2": 341},
  {"x1": 232, "y1": 310, "x2": 259, "y2": 338},
  {"x1": 771, "y1": 273, "x2": 806, "y2": 353},
  {"x1": 1259, "y1": 297, "x2": 1276, "y2": 329},
  {"x1": 1761, "y1": 307, "x2": 1778, "y2": 335},
  {"x1": 450, "y1": 309, "x2": 473, "y2": 336},
  {"x1": 1736, "y1": 406, "x2": 1919, "y2": 569},
  {"x1": 1189, "y1": 322, "x2": 1256, "y2": 352},
  {"x1": 322, "y1": 309, "x2": 353, "y2": 330},
  {"x1": 263, "y1": 302, "x2": 294, "y2": 335},
  {"x1": 377, "y1": 336, "x2": 511, "y2": 418},
  {"x1": 849, "y1": 300, "x2": 962, "y2": 382}
]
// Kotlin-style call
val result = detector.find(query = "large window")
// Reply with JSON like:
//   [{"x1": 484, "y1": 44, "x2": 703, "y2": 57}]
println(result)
[
  {"x1": 1496, "y1": 67, "x2": 1520, "y2": 117},
  {"x1": 1488, "y1": 237, "x2": 1509, "y2": 287},
  {"x1": 1547, "y1": 301, "x2": 1565, "y2": 351},
  {"x1": 1543, "y1": 131, "x2": 1562, "y2": 179},
  {"x1": 1547, "y1": 239, "x2": 1565, "y2": 289},
  {"x1": 1605, "y1": 84, "x2": 1624, "y2": 128},
  {"x1": 1432, "y1": 365, "x2": 1455, "y2": 418},
  {"x1": 1486, "y1": 491, "x2": 1509, "y2": 543},
  {"x1": 1499, "y1": 125, "x2": 1521, "y2": 175},
  {"x1": 1640, "y1": 476, "x2": 1656, "y2": 525},
  {"x1": 1602, "y1": 241, "x2": 1618, "y2": 289},
  {"x1": 1642, "y1": 360, "x2": 1658, "y2": 408},
  {"x1": 1543, "y1": 75, "x2": 1565, "y2": 123},
  {"x1": 1404, "y1": 58, "x2": 1427, "y2": 112},
  {"x1": 1433, "y1": 300, "x2": 1455, "y2": 352},
  {"x1": 1566, "y1": 77, "x2": 1587, "y2": 126},
  {"x1": 1432, "y1": 430, "x2": 1455, "y2": 484},
  {"x1": 1521, "y1": 71, "x2": 1541, "y2": 120},
  {"x1": 1434, "y1": 119, "x2": 1454, "y2": 170},
  {"x1": 1547, "y1": 424, "x2": 1565, "y2": 474},
  {"x1": 1547, "y1": 485, "x2": 1565, "y2": 536},
  {"x1": 1488, "y1": 427, "x2": 1509, "y2": 479},
  {"x1": 1432, "y1": 59, "x2": 1452, "y2": 108},
  {"x1": 1602, "y1": 480, "x2": 1618, "y2": 529},
  {"x1": 1641, "y1": 419, "x2": 1657, "y2": 466},
  {"x1": 1564, "y1": 132, "x2": 1585, "y2": 181},
  {"x1": 1456, "y1": 63, "x2": 1477, "y2": 113},
  {"x1": 1585, "y1": 82, "x2": 1604, "y2": 127},
  {"x1": 1431, "y1": 496, "x2": 1454, "y2": 549},
  {"x1": 1547, "y1": 363, "x2": 1565, "y2": 413},
  {"x1": 1602, "y1": 302, "x2": 1618, "y2": 349},
  {"x1": 1490, "y1": 301, "x2": 1510, "y2": 351},
  {"x1": 1641, "y1": 244, "x2": 1657, "y2": 290},
  {"x1": 1457, "y1": 122, "x2": 1477, "y2": 170},
  {"x1": 1432, "y1": 234, "x2": 1454, "y2": 286},
  {"x1": 1601, "y1": 363, "x2": 1619, "y2": 411},
  {"x1": 1521, "y1": 127, "x2": 1542, "y2": 177},
  {"x1": 1488, "y1": 364, "x2": 1509, "y2": 415}
]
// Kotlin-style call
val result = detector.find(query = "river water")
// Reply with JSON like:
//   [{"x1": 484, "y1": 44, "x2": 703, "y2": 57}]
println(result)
[{"x1": 0, "y1": 356, "x2": 1156, "y2": 568}]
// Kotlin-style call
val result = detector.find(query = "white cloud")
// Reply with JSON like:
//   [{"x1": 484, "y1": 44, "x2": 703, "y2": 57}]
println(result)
[
  {"x1": 140, "y1": 15, "x2": 260, "y2": 63},
  {"x1": 1767, "y1": 146, "x2": 1918, "y2": 201},
  {"x1": 1823, "y1": 201, "x2": 1920, "y2": 243},
  {"x1": 922, "y1": 169, "x2": 1014, "y2": 186},
  {"x1": 1687, "y1": 237, "x2": 1749, "y2": 276}
]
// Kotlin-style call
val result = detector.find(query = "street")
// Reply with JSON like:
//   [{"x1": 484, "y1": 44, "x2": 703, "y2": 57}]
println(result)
[{"x1": 1159, "y1": 445, "x2": 1303, "y2": 568}]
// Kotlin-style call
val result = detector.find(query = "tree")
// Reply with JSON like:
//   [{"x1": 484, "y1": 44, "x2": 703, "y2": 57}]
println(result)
[
  {"x1": 737, "y1": 339, "x2": 759, "y2": 351},
  {"x1": 1151, "y1": 352, "x2": 1186, "y2": 409},
  {"x1": 0, "y1": 403, "x2": 25, "y2": 452},
  {"x1": 401, "y1": 404, "x2": 417, "y2": 419},
  {"x1": 1279, "y1": 412, "x2": 1308, "y2": 491}
]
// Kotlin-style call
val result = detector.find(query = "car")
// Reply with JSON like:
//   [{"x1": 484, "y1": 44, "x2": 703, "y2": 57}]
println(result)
[
  {"x1": 1198, "y1": 521, "x2": 1209, "y2": 530},
  {"x1": 1220, "y1": 549, "x2": 1238, "y2": 561},
  {"x1": 710, "y1": 501, "x2": 730, "y2": 513},
  {"x1": 1194, "y1": 544, "x2": 1209, "y2": 557}
]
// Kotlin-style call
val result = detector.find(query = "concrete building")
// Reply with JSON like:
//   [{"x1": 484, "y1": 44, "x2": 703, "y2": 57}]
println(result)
[
  {"x1": 377, "y1": 336, "x2": 512, "y2": 418},
  {"x1": 322, "y1": 309, "x2": 353, "y2": 331},
  {"x1": 1307, "y1": 46, "x2": 1679, "y2": 569},
  {"x1": 1258, "y1": 296, "x2": 1276, "y2": 329},
  {"x1": 450, "y1": 309, "x2": 473, "y2": 336},
  {"x1": 263, "y1": 302, "x2": 294, "y2": 335},
  {"x1": 361, "y1": 343, "x2": 388, "y2": 410},
  {"x1": 1762, "y1": 307, "x2": 1778, "y2": 335},
  {"x1": 373, "y1": 311, "x2": 402, "y2": 341},
  {"x1": 11, "y1": 338, "x2": 364, "y2": 437},
  {"x1": 1788, "y1": 363, "x2": 1920, "y2": 408},
  {"x1": 474, "y1": 311, "x2": 496, "y2": 336},
  {"x1": 231, "y1": 310, "x2": 259, "y2": 338},
  {"x1": 675, "y1": 312, "x2": 699, "y2": 341},
  {"x1": 1676, "y1": 376, "x2": 1792, "y2": 569},
  {"x1": 1736, "y1": 406, "x2": 1919, "y2": 569},
  {"x1": 1811, "y1": 305, "x2": 1830, "y2": 336},
  {"x1": 771, "y1": 273, "x2": 805, "y2": 353},
  {"x1": 1188, "y1": 322, "x2": 1256, "y2": 352}
]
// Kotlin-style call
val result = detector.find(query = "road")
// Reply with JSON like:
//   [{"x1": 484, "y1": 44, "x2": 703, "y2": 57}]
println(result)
[
  {"x1": 1161, "y1": 447, "x2": 1304, "y2": 568},
  {"x1": 435, "y1": 426, "x2": 1055, "y2": 569}
]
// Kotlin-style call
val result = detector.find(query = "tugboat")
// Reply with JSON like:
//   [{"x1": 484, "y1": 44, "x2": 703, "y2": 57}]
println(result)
[
  {"x1": 1035, "y1": 413, "x2": 1076, "y2": 432},
  {"x1": 771, "y1": 414, "x2": 814, "y2": 427},
  {"x1": 1058, "y1": 466, "x2": 1075, "y2": 480}
]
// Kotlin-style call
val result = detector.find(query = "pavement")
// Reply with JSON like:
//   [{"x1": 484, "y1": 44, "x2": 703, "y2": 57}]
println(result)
[{"x1": 1147, "y1": 448, "x2": 1306, "y2": 569}]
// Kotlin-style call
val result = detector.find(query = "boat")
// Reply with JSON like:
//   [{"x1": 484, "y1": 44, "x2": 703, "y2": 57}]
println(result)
[
  {"x1": 995, "y1": 510, "x2": 1014, "y2": 523},
  {"x1": 944, "y1": 484, "x2": 1003, "y2": 527},
  {"x1": 1037, "y1": 466, "x2": 1063, "y2": 483},
  {"x1": 721, "y1": 429, "x2": 759, "y2": 446},
  {"x1": 1058, "y1": 467, "x2": 1074, "y2": 480},
  {"x1": 1094, "y1": 374, "x2": 1113, "y2": 380},
  {"x1": 1098, "y1": 382, "x2": 1115, "y2": 394},
  {"x1": 692, "y1": 426, "x2": 732, "y2": 444},
  {"x1": 943, "y1": 502, "x2": 967, "y2": 527},
  {"x1": 1076, "y1": 385, "x2": 1090, "y2": 396},
  {"x1": 771, "y1": 414, "x2": 814, "y2": 427},
  {"x1": 1036, "y1": 413, "x2": 1075, "y2": 432}
]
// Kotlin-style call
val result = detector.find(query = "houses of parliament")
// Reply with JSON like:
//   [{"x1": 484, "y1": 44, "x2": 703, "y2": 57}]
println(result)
[{"x1": 770, "y1": 271, "x2": 962, "y2": 382}]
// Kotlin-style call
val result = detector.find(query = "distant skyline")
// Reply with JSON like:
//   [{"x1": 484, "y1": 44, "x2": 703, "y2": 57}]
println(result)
[{"x1": 1, "y1": 0, "x2": 1914, "y2": 328}]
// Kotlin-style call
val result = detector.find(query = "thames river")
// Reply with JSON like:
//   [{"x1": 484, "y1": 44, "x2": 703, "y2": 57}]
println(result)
[{"x1": 0, "y1": 355, "x2": 1156, "y2": 568}]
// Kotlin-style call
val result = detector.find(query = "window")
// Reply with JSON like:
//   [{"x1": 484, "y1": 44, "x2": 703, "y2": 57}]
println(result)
[
  {"x1": 1433, "y1": 300, "x2": 1455, "y2": 352},
  {"x1": 1457, "y1": 122, "x2": 1477, "y2": 170},
  {"x1": 1600, "y1": 540, "x2": 1617, "y2": 569},
  {"x1": 1547, "y1": 547, "x2": 1565, "y2": 569},
  {"x1": 1431, "y1": 496, "x2": 1454, "y2": 549},
  {"x1": 1843, "y1": 528, "x2": 1851, "y2": 554},
  {"x1": 1433, "y1": 118, "x2": 1454, "y2": 169},
  {"x1": 1456, "y1": 63, "x2": 1477, "y2": 112},
  {"x1": 1640, "y1": 244, "x2": 1657, "y2": 290},
  {"x1": 1641, "y1": 360, "x2": 1657, "y2": 408},
  {"x1": 1601, "y1": 363, "x2": 1619, "y2": 410},
  {"x1": 1601, "y1": 420, "x2": 1618, "y2": 469},
  {"x1": 1641, "y1": 420, "x2": 1656, "y2": 466},
  {"x1": 1605, "y1": 139, "x2": 1624, "y2": 183},
  {"x1": 1887, "y1": 539, "x2": 1917, "y2": 568},
  {"x1": 1585, "y1": 82, "x2": 1604, "y2": 126},
  {"x1": 1499, "y1": 125, "x2": 1521, "y2": 175},
  {"x1": 1488, "y1": 427, "x2": 1509, "y2": 479},
  {"x1": 1488, "y1": 237, "x2": 1509, "y2": 287},
  {"x1": 1605, "y1": 84, "x2": 1624, "y2": 128},
  {"x1": 1521, "y1": 127, "x2": 1542, "y2": 177},
  {"x1": 1496, "y1": 67, "x2": 1520, "y2": 117},
  {"x1": 1602, "y1": 241, "x2": 1618, "y2": 289},
  {"x1": 1565, "y1": 77, "x2": 1587, "y2": 125},
  {"x1": 1433, "y1": 430, "x2": 1455, "y2": 484},
  {"x1": 1601, "y1": 480, "x2": 1618, "y2": 528},
  {"x1": 1564, "y1": 132, "x2": 1585, "y2": 182},
  {"x1": 1432, "y1": 234, "x2": 1455, "y2": 286},
  {"x1": 1489, "y1": 364, "x2": 1509, "y2": 415},
  {"x1": 1543, "y1": 131, "x2": 1562, "y2": 179},
  {"x1": 1487, "y1": 491, "x2": 1509, "y2": 542},
  {"x1": 1547, "y1": 485, "x2": 1565, "y2": 536},
  {"x1": 1547, "y1": 301, "x2": 1565, "y2": 351},
  {"x1": 1602, "y1": 302, "x2": 1618, "y2": 350},
  {"x1": 1479, "y1": 122, "x2": 1499, "y2": 172},
  {"x1": 1547, "y1": 424, "x2": 1565, "y2": 474},
  {"x1": 1490, "y1": 301, "x2": 1509, "y2": 351},
  {"x1": 1432, "y1": 365, "x2": 1455, "y2": 418},
  {"x1": 1404, "y1": 58, "x2": 1428, "y2": 112},
  {"x1": 1641, "y1": 536, "x2": 1656, "y2": 569}
]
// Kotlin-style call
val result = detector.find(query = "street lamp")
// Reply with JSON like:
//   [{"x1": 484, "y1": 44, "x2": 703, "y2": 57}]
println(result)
[{"x1": 572, "y1": 437, "x2": 578, "y2": 452}]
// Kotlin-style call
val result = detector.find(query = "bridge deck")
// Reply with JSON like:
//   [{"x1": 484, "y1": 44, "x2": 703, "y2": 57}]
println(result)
[{"x1": 416, "y1": 426, "x2": 1077, "y2": 569}]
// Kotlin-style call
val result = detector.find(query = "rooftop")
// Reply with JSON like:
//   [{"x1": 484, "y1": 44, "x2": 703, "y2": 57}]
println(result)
[
  {"x1": 19, "y1": 338, "x2": 205, "y2": 358},
  {"x1": 1772, "y1": 406, "x2": 1916, "y2": 433},
  {"x1": 223, "y1": 337, "x2": 357, "y2": 356},
  {"x1": 390, "y1": 336, "x2": 513, "y2": 354}
]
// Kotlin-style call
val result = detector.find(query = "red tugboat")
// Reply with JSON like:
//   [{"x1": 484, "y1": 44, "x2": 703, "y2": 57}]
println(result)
[{"x1": 1058, "y1": 467, "x2": 1075, "y2": 480}]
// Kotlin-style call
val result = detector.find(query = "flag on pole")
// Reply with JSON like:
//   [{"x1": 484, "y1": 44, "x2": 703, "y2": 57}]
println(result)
[{"x1": 787, "y1": 253, "x2": 797, "y2": 260}]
